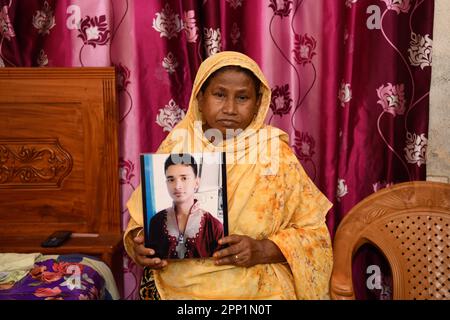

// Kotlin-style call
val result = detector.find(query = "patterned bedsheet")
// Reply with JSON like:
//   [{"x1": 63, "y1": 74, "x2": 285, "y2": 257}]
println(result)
[{"x1": 0, "y1": 254, "x2": 119, "y2": 300}]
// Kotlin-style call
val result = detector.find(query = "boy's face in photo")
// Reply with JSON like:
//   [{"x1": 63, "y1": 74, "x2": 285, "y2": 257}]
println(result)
[{"x1": 165, "y1": 164, "x2": 199, "y2": 205}]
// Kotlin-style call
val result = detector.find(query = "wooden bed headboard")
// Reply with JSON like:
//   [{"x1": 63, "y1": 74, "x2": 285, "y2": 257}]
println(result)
[{"x1": 0, "y1": 68, "x2": 123, "y2": 287}]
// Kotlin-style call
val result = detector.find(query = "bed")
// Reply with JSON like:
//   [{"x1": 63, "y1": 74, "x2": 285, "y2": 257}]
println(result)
[
  {"x1": 0, "y1": 67, "x2": 123, "y2": 300},
  {"x1": 0, "y1": 253, "x2": 119, "y2": 300}
]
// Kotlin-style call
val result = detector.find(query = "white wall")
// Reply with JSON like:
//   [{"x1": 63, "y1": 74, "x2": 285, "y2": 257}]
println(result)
[{"x1": 428, "y1": 0, "x2": 450, "y2": 183}]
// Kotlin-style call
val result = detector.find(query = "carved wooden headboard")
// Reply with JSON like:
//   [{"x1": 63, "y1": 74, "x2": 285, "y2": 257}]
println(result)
[{"x1": 0, "y1": 68, "x2": 122, "y2": 285}]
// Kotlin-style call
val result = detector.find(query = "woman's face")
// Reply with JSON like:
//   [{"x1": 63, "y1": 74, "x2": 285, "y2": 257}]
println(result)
[
  {"x1": 197, "y1": 69, "x2": 261, "y2": 137},
  {"x1": 165, "y1": 164, "x2": 199, "y2": 205}
]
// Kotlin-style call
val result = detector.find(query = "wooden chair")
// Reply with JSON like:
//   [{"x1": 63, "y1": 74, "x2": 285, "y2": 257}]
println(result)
[{"x1": 330, "y1": 181, "x2": 450, "y2": 300}]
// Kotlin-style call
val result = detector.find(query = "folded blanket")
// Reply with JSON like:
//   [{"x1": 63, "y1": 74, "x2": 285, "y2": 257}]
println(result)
[
  {"x1": 0, "y1": 253, "x2": 42, "y2": 285},
  {"x1": 37, "y1": 254, "x2": 120, "y2": 300}
]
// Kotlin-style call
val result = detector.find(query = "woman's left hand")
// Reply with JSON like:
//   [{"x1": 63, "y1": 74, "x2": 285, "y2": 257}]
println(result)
[{"x1": 213, "y1": 235, "x2": 286, "y2": 268}]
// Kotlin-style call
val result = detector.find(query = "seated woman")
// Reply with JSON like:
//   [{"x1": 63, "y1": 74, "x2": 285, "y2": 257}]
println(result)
[
  {"x1": 147, "y1": 153, "x2": 223, "y2": 259},
  {"x1": 124, "y1": 51, "x2": 333, "y2": 300}
]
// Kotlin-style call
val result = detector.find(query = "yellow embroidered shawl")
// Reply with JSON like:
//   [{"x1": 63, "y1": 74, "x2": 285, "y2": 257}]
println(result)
[{"x1": 124, "y1": 51, "x2": 333, "y2": 299}]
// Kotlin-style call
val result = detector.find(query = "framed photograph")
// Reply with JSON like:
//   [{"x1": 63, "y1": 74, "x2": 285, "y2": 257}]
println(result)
[{"x1": 140, "y1": 152, "x2": 228, "y2": 259}]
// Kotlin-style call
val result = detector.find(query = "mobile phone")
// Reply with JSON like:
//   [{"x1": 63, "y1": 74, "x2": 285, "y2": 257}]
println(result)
[{"x1": 41, "y1": 231, "x2": 72, "y2": 247}]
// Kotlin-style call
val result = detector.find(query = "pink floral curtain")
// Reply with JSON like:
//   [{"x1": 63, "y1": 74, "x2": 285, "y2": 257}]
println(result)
[{"x1": 0, "y1": 0, "x2": 434, "y2": 300}]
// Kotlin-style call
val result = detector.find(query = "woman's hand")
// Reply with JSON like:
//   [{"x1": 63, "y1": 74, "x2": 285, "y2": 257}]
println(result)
[
  {"x1": 132, "y1": 233, "x2": 168, "y2": 269},
  {"x1": 213, "y1": 235, "x2": 286, "y2": 268}
]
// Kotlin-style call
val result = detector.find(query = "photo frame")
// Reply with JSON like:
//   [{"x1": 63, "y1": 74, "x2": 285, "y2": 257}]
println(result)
[{"x1": 140, "y1": 152, "x2": 228, "y2": 259}]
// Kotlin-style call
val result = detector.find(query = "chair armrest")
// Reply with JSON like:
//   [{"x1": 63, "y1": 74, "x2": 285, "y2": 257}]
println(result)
[{"x1": 330, "y1": 274, "x2": 355, "y2": 300}]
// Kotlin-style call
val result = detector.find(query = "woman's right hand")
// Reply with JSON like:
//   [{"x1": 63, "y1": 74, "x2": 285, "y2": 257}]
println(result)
[{"x1": 133, "y1": 233, "x2": 168, "y2": 269}]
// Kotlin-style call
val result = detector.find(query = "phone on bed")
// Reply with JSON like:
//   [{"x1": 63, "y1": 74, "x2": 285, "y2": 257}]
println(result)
[{"x1": 41, "y1": 231, "x2": 72, "y2": 247}]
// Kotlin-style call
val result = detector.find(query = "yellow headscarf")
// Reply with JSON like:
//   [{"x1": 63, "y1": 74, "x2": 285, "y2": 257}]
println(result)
[
  {"x1": 156, "y1": 51, "x2": 288, "y2": 157},
  {"x1": 124, "y1": 51, "x2": 333, "y2": 299}
]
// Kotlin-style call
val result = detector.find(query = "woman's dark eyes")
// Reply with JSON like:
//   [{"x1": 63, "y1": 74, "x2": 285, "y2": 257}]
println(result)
[{"x1": 212, "y1": 92, "x2": 249, "y2": 101}]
